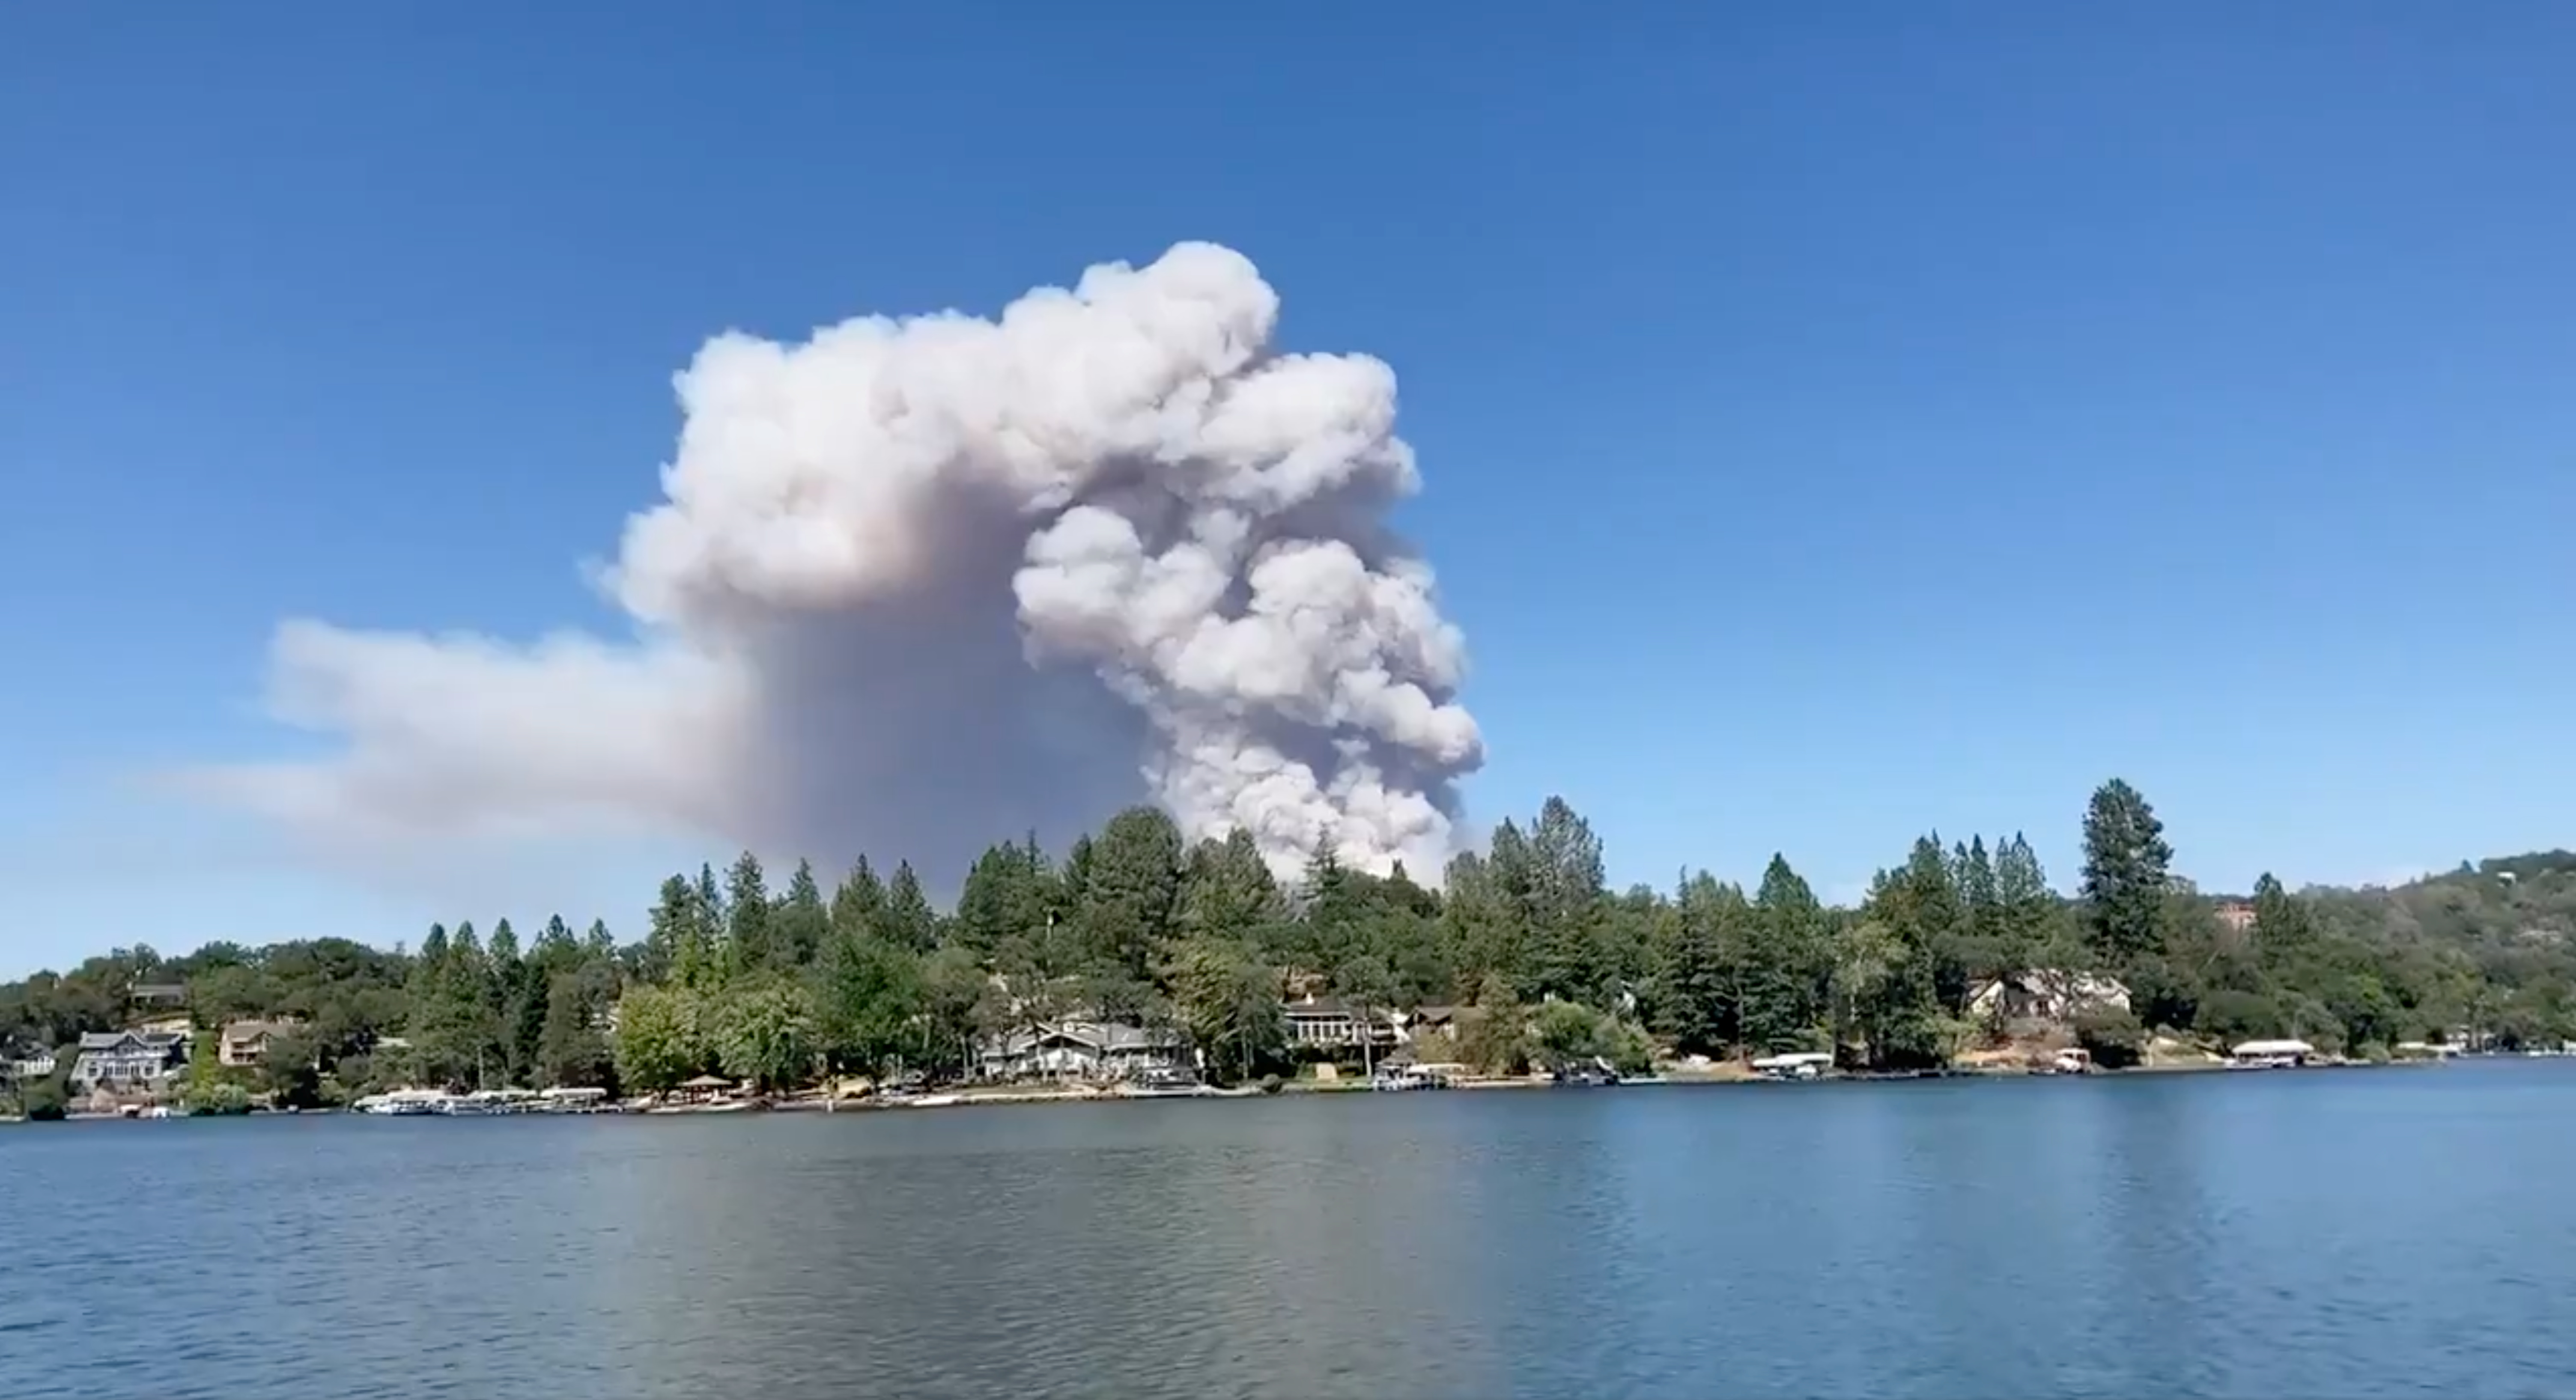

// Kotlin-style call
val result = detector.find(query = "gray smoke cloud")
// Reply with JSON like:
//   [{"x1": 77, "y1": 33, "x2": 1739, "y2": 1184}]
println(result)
[{"x1": 187, "y1": 243, "x2": 1484, "y2": 885}]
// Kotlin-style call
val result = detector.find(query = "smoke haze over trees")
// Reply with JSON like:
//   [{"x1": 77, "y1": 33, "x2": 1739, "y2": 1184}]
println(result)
[{"x1": 178, "y1": 244, "x2": 1482, "y2": 893}]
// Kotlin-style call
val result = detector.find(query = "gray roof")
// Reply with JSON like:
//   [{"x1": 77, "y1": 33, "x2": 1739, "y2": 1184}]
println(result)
[
  {"x1": 987, "y1": 1022, "x2": 1181, "y2": 1055},
  {"x1": 1285, "y1": 997, "x2": 1361, "y2": 1019},
  {"x1": 78, "y1": 1030, "x2": 186, "y2": 1051},
  {"x1": 1286, "y1": 997, "x2": 1402, "y2": 1023}
]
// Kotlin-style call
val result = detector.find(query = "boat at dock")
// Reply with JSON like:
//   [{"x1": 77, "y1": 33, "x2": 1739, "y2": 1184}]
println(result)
[
  {"x1": 538, "y1": 1086, "x2": 614, "y2": 1113},
  {"x1": 1550, "y1": 1057, "x2": 1622, "y2": 1087},
  {"x1": 2227, "y1": 1039, "x2": 2317, "y2": 1070},
  {"x1": 354, "y1": 1088, "x2": 453, "y2": 1115},
  {"x1": 644, "y1": 1097, "x2": 754, "y2": 1114},
  {"x1": 1118, "y1": 1068, "x2": 1218, "y2": 1099},
  {"x1": 1750, "y1": 1051, "x2": 1834, "y2": 1081}
]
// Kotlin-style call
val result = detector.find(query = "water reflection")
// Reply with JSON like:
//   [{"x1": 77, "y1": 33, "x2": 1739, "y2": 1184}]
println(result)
[{"x1": 10, "y1": 1066, "x2": 2576, "y2": 1400}]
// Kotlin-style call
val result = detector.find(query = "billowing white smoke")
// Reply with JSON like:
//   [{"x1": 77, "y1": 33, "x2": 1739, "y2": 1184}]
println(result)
[{"x1": 193, "y1": 243, "x2": 1484, "y2": 884}]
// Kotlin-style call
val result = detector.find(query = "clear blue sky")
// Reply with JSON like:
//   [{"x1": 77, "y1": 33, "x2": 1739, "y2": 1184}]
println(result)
[{"x1": 5, "y1": 5, "x2": 2572, "y2": 975}]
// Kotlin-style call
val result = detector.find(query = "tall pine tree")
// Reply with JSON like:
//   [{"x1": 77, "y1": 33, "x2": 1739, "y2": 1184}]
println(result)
[
  {"x1": 883, "y1": 861, "x2": 939, "y2": 954},
  {"x1": 1993, "y1": 832, "x2": 2057, "y2": 968},
  {"x1": 650, "y1": 875, "x2": 708, "y2": 989},
  {"x1": 1177, "y1": 831, "x2": 1285, "y2": 948},
  {"x1": 1653, "y1": 871, "x2": 1740, "y2": 1055},
  {"x1": 830, "y1": 856, "x2": 889, "y2": 945},
  {"x1": 2081, "y1": 779, "x2": 2174, "y2": 967},
  {"x1": 1746, "y1": 855, "x2": 1829, "y2": 1052},
  {"x1": 1957, "y1": 836, "x2": 2002, "y2": 964},
  {"x1": 725, "y1": 852, "x2": 774, "y2": 975},
  {"x1": 1075, "y1": 807, "x2": 1184, "y2": 981},
  {"x1": 776, "y1": 859, "x2": 829, "y2": 969},
  {"x1": 695, "y1": 863, "x2": 726, "y2": 969},
  {"x1": 1527, "y1": 797, "x2": 1607, "y2": 1006},
  {"x1": 2250, "y1": 872, "x2": 2316, "y2": 973}
]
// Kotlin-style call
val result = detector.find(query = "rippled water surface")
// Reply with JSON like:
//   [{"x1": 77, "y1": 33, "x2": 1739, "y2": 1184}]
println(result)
[{"x1": 9, "y1": 1063, "x2": 2576, "y2": 1398}]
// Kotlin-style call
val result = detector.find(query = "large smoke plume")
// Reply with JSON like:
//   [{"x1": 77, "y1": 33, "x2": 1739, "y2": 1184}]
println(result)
[{"x1": 193, "y1": 243, "x2": 1484, "y2": 885}]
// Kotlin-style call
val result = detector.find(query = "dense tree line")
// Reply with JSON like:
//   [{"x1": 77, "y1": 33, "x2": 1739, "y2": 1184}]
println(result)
[{"x1": 8, "y1": 780, "x2": 2576, "y2": 1108}]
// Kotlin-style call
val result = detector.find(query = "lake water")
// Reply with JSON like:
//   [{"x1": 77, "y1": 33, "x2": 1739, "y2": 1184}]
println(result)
[{"x1": 8, "y1": 1063, "x2": 2576, "y2": 1398}]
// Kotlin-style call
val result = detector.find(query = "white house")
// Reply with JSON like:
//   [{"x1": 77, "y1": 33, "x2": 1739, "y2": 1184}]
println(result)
[
  {"x1": 5, "y1": 1046, "x2": 57, "y2": 1081},
  {"x1": 1282, "y1": 994, "x2": 1397, "y2": 1051},
  {"x1": 977, "y1": 1021, "x2": 1185, "y2": 1081},
  {"x1": 71, "y1": 1029, "x2": 189, "y2": 1093},
  {"x1": 1968, "y1": 969, "x2": 2132, "y2": 1023}
]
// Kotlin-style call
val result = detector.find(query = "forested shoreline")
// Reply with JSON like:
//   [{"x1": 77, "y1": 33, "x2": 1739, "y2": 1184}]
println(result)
[{"x1": 6, "y1": 778, "x2": 2575, "y2": 1114}]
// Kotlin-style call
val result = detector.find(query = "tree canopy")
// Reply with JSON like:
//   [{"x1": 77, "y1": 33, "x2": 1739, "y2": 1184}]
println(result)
[{"x1": 9, "y1": 782, "x2": 2573, "y2": 1109}]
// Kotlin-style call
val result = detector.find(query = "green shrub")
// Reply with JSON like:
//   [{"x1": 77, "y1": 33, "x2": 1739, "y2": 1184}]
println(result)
[
  {"x1": 2280, "y1": 995, "x2": 2344, "y2": 1056},
  {"x1": 2073, "y1": 1008, "x2": 2147, "y2": 1069},
  {"x1": 22, "y1": 1077, "x2": 67, "y2": 1121},
  {"x1": 2196, "y1": 989, "x2": 2283, "y2": 1045},
  {"x1": 1605, "y1": 1019, "x2": 1655, "y2": 1076},
  {"x1": 1531, "y1": 1001, "x2": 1606, "y2": 1070},
  {"x1": 1456, "y1": 979, "x2": 1532, "y2": 1077},
  {"x1": 184, "y1": 1081, "x2": 253, "y2": 1117}
]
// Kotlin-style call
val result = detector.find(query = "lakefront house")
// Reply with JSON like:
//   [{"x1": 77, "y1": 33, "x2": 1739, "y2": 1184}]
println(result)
[
  {"x1": 219, "y1": 1019, "x2": 301, "y2": 1068},
  {"x1": 1966, "y1": 969, "x2": 2132, "y2": 1024},
  {"x1": 1282, "y1": 993, "x2": 1398, "y2": 1051},
  {"x1": 128, "y1": 981, "x2": 188, "y2": 1009},
  {"x1": 977, "y1": 1021, "x2": 1187, "y2": 1081},
  {"x1": 5, "y1": 1044, "x2": 57, "y2": 1082},
  {"x1": 1395, "y1": 1005, "x2": 1460, "y2": 1040},
  {"x1": 70, "y1": 1029, "x2": 190, "y2": 1094}
]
